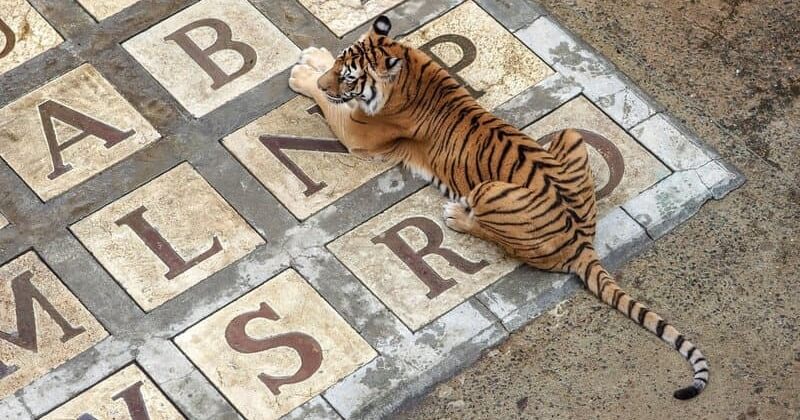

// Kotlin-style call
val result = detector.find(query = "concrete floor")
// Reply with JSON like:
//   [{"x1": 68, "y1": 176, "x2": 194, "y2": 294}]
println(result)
[{"x1": 399, "y1": 0, "x2": 800, "y2": 418}]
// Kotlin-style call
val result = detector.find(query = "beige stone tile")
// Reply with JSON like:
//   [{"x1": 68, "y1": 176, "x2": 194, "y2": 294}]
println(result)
[
  {"x1": 0, "y1": 251, "x2": 108, "y2": 399},
  {"x1": 175, "y1": 269, "x2": 375, "y2": 420},
  {"x1": 403, "y1": 1, "x2": 553, "y2": 110},
  {"x1": 76, "y1": 0, "x2": 140, "y2": 21},
  {"x1": 70, "y1": 163, "x2": 264, "y2": 312},
  {"x1": 0, "y1": 64, "x2": 160, "y2": 201},
  {"x1": 328, "y1": 187, "x2": 519, "y2": 330},
  {"x1": 42, "y1": 364, "x2": 184, "y2": 420},
  {"x1": 299, "y1": 0, "x2": 403, "y2": 37},
  {"x1": 223, "y1": 96, "x2": 394, "y2": 220},
  {"x1": 522, "y1": 96, "x2": 671, "y2": 216},
  {"x1": 0, "y1": 0, "x2": 63, "y2": 74},
  {"x1": 123, "y1": 0, "x2": 299, "y2": 117}
]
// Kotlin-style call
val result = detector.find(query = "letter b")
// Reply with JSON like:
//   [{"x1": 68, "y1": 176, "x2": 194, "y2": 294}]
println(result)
[{"x1": 164, "y1": 18, "x2": 257, "y2": 90}]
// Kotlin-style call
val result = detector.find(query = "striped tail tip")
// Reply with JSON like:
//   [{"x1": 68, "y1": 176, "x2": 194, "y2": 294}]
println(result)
[{"x1": 673, "y1": 381, "x2": 705, "y2": 400}]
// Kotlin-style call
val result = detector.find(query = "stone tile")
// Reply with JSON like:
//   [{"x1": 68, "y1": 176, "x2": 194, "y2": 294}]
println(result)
[
  {"x1": 630, "y1": 113, "x2": 712, "y2": 170},
  {"x1": 328, "y1": 187, "x2": 519, "y2": 331},
  {"x1": 0, "y1": 64, "x2": 160, "y2": 201},
  {"x1": 0, "y1": 213, "x2": 7, "y2": 230},
  {"x1": 622, "y1": 170, "x2": 712, "y2": 239},
  {"x1": 175, "y1": 269, "x2": 375, "y2": 420},
  {"x1": 123, "y1": 0, "x2": 299, "y2": 117},
  {"x1": 522, "y1": 96, "x2": 671, "y2": 216},
  {"x1": 70, "y1": 163, "x2": 264, "y2": 312},
  {"x1": 493, "y1": 72, "x2": 582, "y2": 128},
  {"x1": 299, "y1": 0, "x2": 404, "y2": 37},
  {"x1": 402, "y1": 1, "x2": 554, "y2": 111},
  {"x1": 516, "y1": 17, "x2": 657, "y2": 128},
  {"x1": 0, "y1": 0, "x2": 62, "y2": 75},
  {"x1": 41, "y1": 364, "x2": 184, "y2": 419},
  {"x1": 223, "y1": 96, "x2": 393, "y2": 220},
  {"x1": 696, "y1": 159, "x2": 744, "y2": 199},
  {"x1": 0, "y1": 251, "x2": 108, "y2": 399},
  {"x1": 76, "y1": 0, "x2": 140, "y2": 21},
  {"x1": 284, "y1": 396, "x2": 342, "y2": 420},
  {"x1": 474, "y1": 0, "x2": 544, "y2": 32}
]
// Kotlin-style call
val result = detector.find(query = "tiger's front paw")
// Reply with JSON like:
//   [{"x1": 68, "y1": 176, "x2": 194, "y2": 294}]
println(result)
[
  {"x1": 299, "y1": 46, "x2": 335, "y2": 73},
  {"x1": 289, "y1": 64, "x2": 321, "y2": 97}
]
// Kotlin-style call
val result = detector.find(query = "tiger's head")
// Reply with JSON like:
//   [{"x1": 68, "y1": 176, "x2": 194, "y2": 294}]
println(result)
[{"x1": 317, "y1": 16, "x2": 405, "y2": 115}]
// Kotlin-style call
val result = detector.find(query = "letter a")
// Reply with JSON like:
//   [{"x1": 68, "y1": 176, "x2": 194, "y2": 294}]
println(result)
[
  {"x1": 164, "y1": 18, "x2": 257, "y2": 90},
  {"x1": 38, "y1": 100, "x2": 135, "y2": 180}
]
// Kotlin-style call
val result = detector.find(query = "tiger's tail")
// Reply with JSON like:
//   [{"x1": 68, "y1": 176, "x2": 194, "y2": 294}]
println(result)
[{"x1": 573, "y1": 249, "x2": 708, "y2": 399}]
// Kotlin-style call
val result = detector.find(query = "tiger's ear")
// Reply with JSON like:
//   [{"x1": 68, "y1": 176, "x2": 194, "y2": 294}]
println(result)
[{"x1": 372, "y1": 15, "x2": 391, "y2": 36}]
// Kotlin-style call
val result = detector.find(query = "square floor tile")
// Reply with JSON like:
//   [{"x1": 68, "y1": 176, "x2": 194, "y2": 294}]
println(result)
[
  {"x1": 299, "y1": 0, "x2": 404, "y2": 37},
  {"x1": 223, "y1": 96, "x2": 394, "y2": 220},
  {"x1": 402, "y1": 1, "x2": 554, "y2": 110},
  {"x1": 522, "y1": 96, "x2": 671, "y2": 216},
  {"x1": 0, "y1": 0, "x2": 63, "y2": 75},
  {"x1": 123, "y1": 0, "x2": 299, "y2": 117},
  {"x1": 76, "y1": 0, "x2": 140, "y2": 21},
  {"x1": 42, "y1": 364, "x2": 184, "y2": 419},
  {"x1": 0, "y1": 64, "x2": 160, "y2": 201},
  {"x1": 175, "y1": 269, "x2": 376, "y2": 420},
  {"x1": 328, "y1": 187, "x2": 520, "y2": 331},
  {"x1": 70, "y1": 163, "x2": 264, "y2": 312},
  {"x1": 0, "y1": 251, "x2": 108, "y2": 399}
]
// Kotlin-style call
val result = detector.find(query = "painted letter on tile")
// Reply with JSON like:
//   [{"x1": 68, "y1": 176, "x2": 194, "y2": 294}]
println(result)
[
  {"x1": 225, "y1": 302, "x2": 323, "y2": 395},
  {"x1": 0, "y1": 271, "x2": 87, "y2": 379},
  {"x1": 38, "y1": 100, "x2": 136, "y2": 180},
  {"x1": 164, "y1": 18, "x2": 257, "y2": 90},
  {"x1": 259, "y1": 135, "x2": 348, "y2": 197},
  {"x1": 372, "y1": 217, "x2": 489, "y2": 299},
  {"x1": 114, "y1": 205, "x2": 223, "y2": 280}
]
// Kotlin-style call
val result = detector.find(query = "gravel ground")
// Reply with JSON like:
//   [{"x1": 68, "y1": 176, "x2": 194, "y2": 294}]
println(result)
[{"x1": 398, "y1": 0, "x2": 800, "y2": 418}]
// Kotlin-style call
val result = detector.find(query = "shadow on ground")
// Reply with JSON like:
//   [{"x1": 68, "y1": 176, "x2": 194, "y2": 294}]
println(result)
[{"x1": 398, "y1": 0, "x2": 799, "y2": 418}]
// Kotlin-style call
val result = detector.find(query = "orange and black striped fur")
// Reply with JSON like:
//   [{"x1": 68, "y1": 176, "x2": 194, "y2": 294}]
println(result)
[{"x1": 289, "y1": 16, "x2": 709, "y2": 399}]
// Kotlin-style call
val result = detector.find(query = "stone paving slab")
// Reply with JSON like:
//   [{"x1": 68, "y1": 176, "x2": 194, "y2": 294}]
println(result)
[
  {"x1": 0, "y1": 0, "x2": 743, "y2": 419},
  {"x1": 175, "y1": 269, "x2": 376, "y2": 419},
  {"x1": 76, "y1": 0, "x2": 141, "y2": 21},
  {"x1": 41, "y1": 364, "x2": 184, "y2": 419},
  {"x1": 0, "y1": 0, "x2": 63, "y2": 75},
  {"x1": 0, "y1": 251, "x2": 108, "y2": 399},
  {"x1": 123, "y1": 0, "x2": 299, "y2": 117},
  {"x1": 0, "y1": 63, "x2": 160, "y2": 201}
]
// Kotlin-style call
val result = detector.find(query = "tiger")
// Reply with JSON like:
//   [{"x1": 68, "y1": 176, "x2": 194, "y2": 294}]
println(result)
[{"x1": 288, "y1": 15, "x2": 709, "y2": 400}]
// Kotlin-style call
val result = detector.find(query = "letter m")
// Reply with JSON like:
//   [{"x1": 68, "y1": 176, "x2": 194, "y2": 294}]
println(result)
[{"x1": 0, "y1": 271, "x2": 86, "y2": 378}]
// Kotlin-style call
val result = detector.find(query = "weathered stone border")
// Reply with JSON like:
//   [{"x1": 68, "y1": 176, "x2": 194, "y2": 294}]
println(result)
[{"x1": 0, "y1": 0, "x2": 743, "y2": 418}]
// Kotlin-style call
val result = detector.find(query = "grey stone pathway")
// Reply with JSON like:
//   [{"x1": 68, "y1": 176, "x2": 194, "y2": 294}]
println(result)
[{"x1": 0, "y1": 0, "x2": 743, "y2": 419}]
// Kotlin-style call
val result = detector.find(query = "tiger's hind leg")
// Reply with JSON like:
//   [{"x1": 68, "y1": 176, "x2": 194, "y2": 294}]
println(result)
[
  {"x1": 442, "y1": 181, "x2": 533, "y2": 246},
  {"x1": 444, "y1": 180, "x2": 579, "y2": 271}
]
